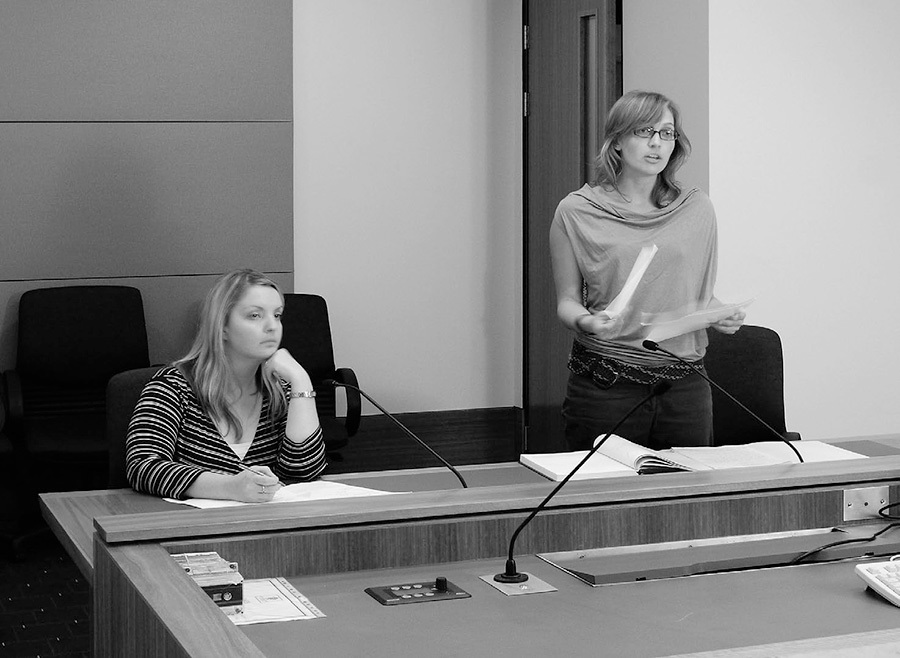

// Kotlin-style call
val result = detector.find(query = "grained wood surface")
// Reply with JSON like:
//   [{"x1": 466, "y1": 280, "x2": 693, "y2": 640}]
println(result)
[
  {"x1": 42, "y1": 488, "x2": 176, "y2": 582},
  {"x1": 94, "y1": 541, "x2": 264, "y2": 658},
  {"x1": 96, "y1": 545, "x2": 900, "y2": 658},
  {"x1": 43, "y1": 441, "x2": 900, "y2": 583},
  {"x1": 41, "y1": 435, "x2": 900, "y2": 580},
  {"x1": 162, "y1": 488, "x2": 843, "y2": 579},
  {"x1": 94, "y1": 456, "x2": 900, "y2": 546},
  {"x1": 322, "y1": 407, "x2": 523, "y2": 474},
  {"x1": 71, "y1": 434, "x2": 900, "y2": 656}
]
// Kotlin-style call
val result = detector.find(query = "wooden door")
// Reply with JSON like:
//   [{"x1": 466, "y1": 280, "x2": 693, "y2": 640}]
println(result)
[{"x1": 523, "y1": 0, "x2": 621, "y2": 452}]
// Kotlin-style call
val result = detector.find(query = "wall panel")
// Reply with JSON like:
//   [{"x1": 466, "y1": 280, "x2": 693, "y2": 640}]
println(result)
[
  {"x1": 0, "y1": 123, "x2": 291, "y2": 280},
  {"x1": 0, "y1": 1, "x2": 292, "y2": 371},
  {"x1": 0, "y1": 2, "x2": 291, "y2": 121}
]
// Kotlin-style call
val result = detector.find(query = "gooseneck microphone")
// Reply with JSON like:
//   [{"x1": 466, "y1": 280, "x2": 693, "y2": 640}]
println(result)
[
  {"x1": 494, "y1": 381, "x2": 672, "y2": 584},
  {"x1": 641, "y1": 339, "x2": 804, "y2": 464},
  {"x1": 323, "y1": 380, "x2": 468, "y2": 488}
]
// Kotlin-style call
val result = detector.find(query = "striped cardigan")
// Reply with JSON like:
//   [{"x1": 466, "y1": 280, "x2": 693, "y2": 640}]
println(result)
[{"x1": 125, "y1": 366, "x2": 327, "y2": 499}]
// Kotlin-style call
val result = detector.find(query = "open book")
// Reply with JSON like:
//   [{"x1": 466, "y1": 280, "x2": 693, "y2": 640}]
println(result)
[{"x1": 520, "y1": 435, "x2": 867, "y2": 481}]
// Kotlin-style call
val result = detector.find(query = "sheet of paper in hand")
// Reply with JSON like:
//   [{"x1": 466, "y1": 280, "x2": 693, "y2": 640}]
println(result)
[{"x1": 642, "y1": 299, "x2": 754, "y2": 343}]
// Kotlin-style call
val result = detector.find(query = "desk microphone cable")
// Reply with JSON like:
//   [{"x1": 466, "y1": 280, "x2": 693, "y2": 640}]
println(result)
[
  {"x1": 789, "y1": 522, "x2": 900, "y2": 565},
  {"x1": 877, "y1": 501, "x2": 900, "y2": 521}
]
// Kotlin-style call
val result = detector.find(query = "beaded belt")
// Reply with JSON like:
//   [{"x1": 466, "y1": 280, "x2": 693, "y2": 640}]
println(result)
[{"x1": 567, "y1": 340, "x2": 702, "y2": 389}]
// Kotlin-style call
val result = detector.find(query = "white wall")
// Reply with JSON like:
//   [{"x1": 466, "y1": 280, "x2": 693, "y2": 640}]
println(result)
[
  {"x1": 627, "y1": 0, "x2": 900, "y2": 440},
  {"x1": 622, "y1": 0, "x2": 709, "y2": 192},
  {"x1": 293, "y1": 0, "x2": 523, "y2": 414}
]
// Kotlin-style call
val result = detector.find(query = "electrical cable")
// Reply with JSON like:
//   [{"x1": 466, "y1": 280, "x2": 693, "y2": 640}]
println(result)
[{"x1": 789, "y1": 523, "x2": 900, "y2": 565}]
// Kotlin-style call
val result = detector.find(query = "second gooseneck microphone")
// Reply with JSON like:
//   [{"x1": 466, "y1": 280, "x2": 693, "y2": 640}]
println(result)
[
  {"x1": 641, "y1": 339, "x2": 804, "y2": 463},
  {"x1": 494, "y1": 381, "x2": 672, "y2": 584},
  {"x1": 323, "y1": 379, "x2": 469, "y2": 488}
]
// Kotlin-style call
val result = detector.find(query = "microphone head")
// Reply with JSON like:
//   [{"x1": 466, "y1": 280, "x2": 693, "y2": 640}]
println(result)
[
  {"x1": 322, "y1": 378, "x2": 339, "y2": 387},
  {"x1": 653, "y1": 380, "x2": 672, "y2": 396},
  {"x1": 642, "y1": 339, "x2": 659, "y2": 351}
]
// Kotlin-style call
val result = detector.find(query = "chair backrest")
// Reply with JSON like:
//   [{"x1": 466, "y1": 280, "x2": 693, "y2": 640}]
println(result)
[
  {"x1": 704, "y1": 325, "x2": 789, "y2": 445},
  {"x1": 106, "y1": 366, "x2": 160, "y2": 488},
  {"x1": 17, "y1": 285, "x2": 150, "y2": 391},
  {"x1": 279, "y1": 293, "x2": 339, "y2": 418}
]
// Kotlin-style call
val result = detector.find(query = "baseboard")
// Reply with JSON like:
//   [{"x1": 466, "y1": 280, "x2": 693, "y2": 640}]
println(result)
[{"x1": 323, "y1": 407, "x2": 523, "y2": 475}]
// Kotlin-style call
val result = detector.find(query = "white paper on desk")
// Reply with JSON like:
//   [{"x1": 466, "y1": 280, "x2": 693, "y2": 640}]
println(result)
[
  {"x1": 165, "y1": 480, "x2": 401, "y2": 509},
  {"x1": 747, "y1": 440, "x2": 867, "y2": 464},
  {"x1": 230, "y1": 577, "x2": 325, "y2": 625},
  {"x1": 604, "y1": 244, "x2": 658, "y2": 318},
  {"x1": 642, "y1": 299, "x2": 754, "y2": 343}
]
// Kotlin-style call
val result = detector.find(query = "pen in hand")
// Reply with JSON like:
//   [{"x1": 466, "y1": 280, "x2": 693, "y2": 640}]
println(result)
[{"x1": 239, "y1": 463, "x2": 286, "y2": 489}]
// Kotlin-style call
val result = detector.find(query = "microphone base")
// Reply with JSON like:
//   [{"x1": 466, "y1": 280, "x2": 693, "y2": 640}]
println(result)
[
  {"x1": 493, "y1": 572, "x2": 529, "y2": 584},
  {"x1": 481, "y1": 571, "x2": 556, "y2": 596}
]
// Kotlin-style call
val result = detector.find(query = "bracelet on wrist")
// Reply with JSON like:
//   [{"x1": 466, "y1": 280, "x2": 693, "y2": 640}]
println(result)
[{"x1": 289, "y1": 389, "x2": 316, "y2": 399}]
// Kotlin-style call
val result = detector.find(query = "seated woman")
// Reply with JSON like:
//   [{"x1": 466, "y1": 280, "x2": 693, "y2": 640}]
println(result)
[{"x1": 126, "y1": 269, "x2": 327, "y2": 502}]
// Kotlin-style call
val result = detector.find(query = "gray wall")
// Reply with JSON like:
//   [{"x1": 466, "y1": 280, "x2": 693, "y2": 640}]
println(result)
[{"x1": 0, "y1": 1, "x2": 293, "y2": 369}]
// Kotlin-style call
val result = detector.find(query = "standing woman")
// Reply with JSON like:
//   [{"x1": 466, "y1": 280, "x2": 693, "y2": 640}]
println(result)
[
  {"x1": 550, "y1": 90, "x2": 744, "y2": 451},
  {"x1": 126, "y1": 269, "x2": 327, "y2": 502}
]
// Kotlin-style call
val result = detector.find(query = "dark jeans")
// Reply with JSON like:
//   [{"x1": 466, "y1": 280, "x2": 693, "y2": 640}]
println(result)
[{"x1": 563, "y1": 371, "x2": 713, "y2": 452}]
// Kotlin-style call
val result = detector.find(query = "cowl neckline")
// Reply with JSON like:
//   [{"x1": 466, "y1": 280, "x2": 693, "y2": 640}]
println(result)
[{"x1": 570, "y1": 184, "x2": 699, "y2": 224}]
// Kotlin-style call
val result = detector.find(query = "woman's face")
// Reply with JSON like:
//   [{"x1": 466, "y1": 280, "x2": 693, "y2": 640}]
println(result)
[
  {"x1": 223, "y1": 285, "x2": 283, "y2": 363},
  {"x1": 616, "y1": 107, "x2": 676, "y2": 181}
]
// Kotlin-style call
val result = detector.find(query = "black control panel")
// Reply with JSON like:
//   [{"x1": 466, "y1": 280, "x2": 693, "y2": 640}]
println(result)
[{"x1": 365, "y1": 577, "x2": 470, "y2": 606}]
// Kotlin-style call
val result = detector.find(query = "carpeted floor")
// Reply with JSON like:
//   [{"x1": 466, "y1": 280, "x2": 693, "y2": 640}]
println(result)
[{"x1": 0, "y1": 522, "x2": 90, "y2": 658}]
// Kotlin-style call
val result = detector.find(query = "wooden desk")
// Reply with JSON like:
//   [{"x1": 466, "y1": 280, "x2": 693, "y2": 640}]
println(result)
[
  {"x1": 96, "y1": 536, "x2": 900, "y2": 657},
  {"x1": 41, "y1": 462, "x2": 545, "y2": 583},
  {"x1": 40, "y1": 435, "x2": 900, "y2": 655},
  {"x1": 244, "y1": 555, "x2": 900, "y2": 657}
]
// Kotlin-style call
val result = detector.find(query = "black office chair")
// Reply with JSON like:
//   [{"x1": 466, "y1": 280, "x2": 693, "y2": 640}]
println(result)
[
  {"x1": 2, "y1": 285, "x2": 151, "y2": 493},
  {"x1": 279, "y1": 294, "x2": 361, "y2": 456},
  {"x1": 704, "y1": 325, "x2": 800, "y2": 446},
  {"x1": 0, "y1": 401, "x2": 21, "y2": 557},
  {"x1": 105, "y1": 366, "x2": 162, "y2": 489}
]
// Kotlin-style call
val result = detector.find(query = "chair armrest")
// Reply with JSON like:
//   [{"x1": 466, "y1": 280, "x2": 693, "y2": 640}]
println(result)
[
  {"x1": 333, "y1": 367, "x2": 361, "y2": 437},
  {"x1": 1, "y1": 370, "x2": 24, "y2": 424}
]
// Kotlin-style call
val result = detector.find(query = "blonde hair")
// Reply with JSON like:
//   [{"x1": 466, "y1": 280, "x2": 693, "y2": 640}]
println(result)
[
  {"x1": 592, "y1": 90, "x2": 692, "y2": 207},
  {"x1": 174, "y1": 269, "x2": 287, "y2": 439}
]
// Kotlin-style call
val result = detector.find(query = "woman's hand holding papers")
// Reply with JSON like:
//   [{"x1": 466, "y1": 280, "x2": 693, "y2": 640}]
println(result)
[
  {"x1": 709, "y1": 307, "x2": 746, "y2": 335},
  {"x1": 575, "y1": 310, "x2": 626, "y2": 339}
]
